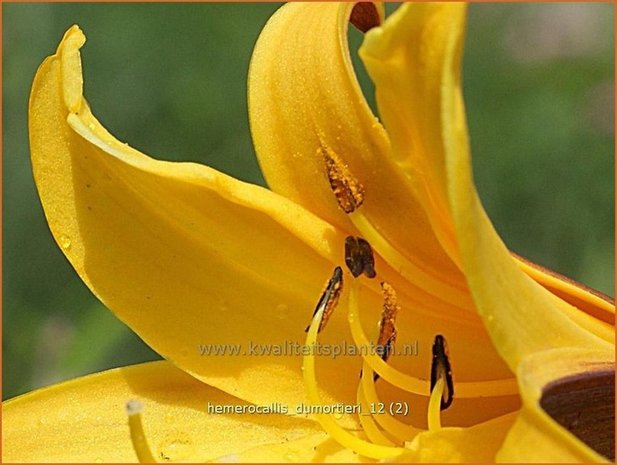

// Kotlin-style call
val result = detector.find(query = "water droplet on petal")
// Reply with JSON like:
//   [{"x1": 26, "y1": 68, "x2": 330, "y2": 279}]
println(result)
[
  {"x1": 159, "y1": 435, "x2": 194, "y2": 462},
  {"x1": 275, "y1": 303, "x2": 288, "y2": 320},
  {"x1": 94, "y1": 457, "x2": 103, "y2": 463},
  {"x1": 333, "y1": 411, "x2": 344, "y2": 420},
  {"x1": 59, "y1": 235, "x2": 72, "y2": 250},
  {"x1": 218, "y1": 297, "x2": 229, "y2": 313}
]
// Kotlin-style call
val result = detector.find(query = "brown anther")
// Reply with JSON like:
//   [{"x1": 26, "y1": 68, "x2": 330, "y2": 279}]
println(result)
[
  {"x1": 321, "y1": 146, "x2": 364, "y2": 214},
  {"x1": 344, "y1": 236, "x2": 376, "y2": 278},
  {"x1": 350, "y1": 2, "x2": 382, "y2": 33},
  {"x1": 430, "y1": 335, "x2": 454, "y2": 410},
  {"x1": 373, "y1": 282, "x2": 399, "y2": 381},
  {"x1": 305, "y1": 266, "x2": 343, "y2": 333}
]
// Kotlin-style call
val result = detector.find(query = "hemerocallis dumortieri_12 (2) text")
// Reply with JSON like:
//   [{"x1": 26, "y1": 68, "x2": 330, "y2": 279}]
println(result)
[{"x1": 5, "y1": 2, "x2": 614, "y2": 463}]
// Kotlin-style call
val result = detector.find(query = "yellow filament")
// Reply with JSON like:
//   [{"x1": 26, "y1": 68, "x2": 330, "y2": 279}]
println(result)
[
  {"x1": 303, "y1": 301, "x2": 404, "y2": 460},
  {"x1": 126, "y1": 400, "x2": 157, "y2": 463},
  {"x1": 356, "y1": 384, "x2": 397, "y2": 446},
  {"x1": 348, "y1": 279, "x2": 518, "y2": 397},
  {"x1": 360, "y1": 362, "x2": 419, "y2": 443},
  {"x1": 428, "y1": 378, "x2": 445, "y2": 432},
  {"x1": 349, "y1": 212, "x2": 471, "y2": 308}
]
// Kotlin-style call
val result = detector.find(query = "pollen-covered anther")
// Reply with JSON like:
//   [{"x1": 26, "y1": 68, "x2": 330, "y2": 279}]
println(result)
[
  {"x1": 430, "y1": 335, "x2": 454, "y2": 410},
  {"x1": 344, "y1": 236, "x2": 376, "y2": 278},
  {"x1": 305, "y1": 266, "x2": 343, "y2": 333},
  {"x1": 321, "y1": 146, "x2": 364, "y2": 213},
  {"x1": 371, "y1": 282, "x2": 400, "y2": 382},
  {"x1": 126, "y1": 400, "x2": 157, "y2": 463}
]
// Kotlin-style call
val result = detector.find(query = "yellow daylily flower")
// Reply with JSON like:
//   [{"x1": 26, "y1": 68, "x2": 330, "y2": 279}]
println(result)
[{"x1": 5, "y1": 2, "x2": 614, "y2": 463}]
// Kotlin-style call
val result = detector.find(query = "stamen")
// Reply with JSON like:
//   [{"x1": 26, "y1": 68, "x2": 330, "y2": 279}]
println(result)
[
  {"x1": 345, "y1": 236, "x2": 376, "y2": 278},
  {"x1": 303, "y1": 271, "x2": 404, "y2": 460},
  {"x1": 372, "y1": 282, "x2": 399, "y2": 381},
  {"x1": 430, "y1": 335, "x2": 454, "y2": 411},
  {"x1": 305, "y1": 266, "x2": 343, "y2": 333},
  {"x1": 348, "y1": 278, "x2": 517, "y2": 397},
  {"x1": 126, "y1": 400, "x2": 157, "y2": 463},
  {"x1": 322, "y1": 146, "x2": 364, "y2": 214},
  {"x1": 320, "y1": 145, "x2": 474, "y2": 310},
  {"x1": 376, "y1": 282, "x2": 399, "y2": 361}
]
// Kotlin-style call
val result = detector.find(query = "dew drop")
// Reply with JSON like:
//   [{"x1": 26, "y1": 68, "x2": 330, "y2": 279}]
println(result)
[
  {"x1": 94, "y1": 457, "x2": 103, "y2": 463},
  {"x1": 333, "y1": 411, "x2": 344, "y2": 420},
  {"x1": 216, "y1": 454, "x2": 239, "y2": 463},
  {"x1": 159, "y1": 435, "x2": 194, "y2": 462},
  {"x1": 59, "y1": 235, "x2": 72, "y2": 250},
  {"x1": 88, "y1": 123, "x2": 95, "y2": 130},
  {"x1": 218, "y1": 298, "x2": 229, "y2": 313},
  {"x1": 284, "y1": 451, "x2": 298, "y2": 461},
  {"x1": 275, "y1": 303, "x2": 288, "y2": 320}
]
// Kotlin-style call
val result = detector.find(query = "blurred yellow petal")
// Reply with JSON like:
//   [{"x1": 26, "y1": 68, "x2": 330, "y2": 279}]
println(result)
[
  {"x1": 514, "y1": 253, "x2": 615, "y2": 326},
  {"x1": 3, "y1": 361, "x2": 322, "y2": 463},
  {"x1": 29, "y1": 25, "x2": 365, "y2": 412},
  {"x1": 437, "y1": 11, "x2": 613, "y2": 366},
  {"x1": 360, "y1": 3, "x2": 474, "y2": 265},
  {"x1": 361, "y1": 3, "x2": 613, "y2": 372},
  {"x1": 498, "y1": 349, "x2": 614, "y2": 462}
]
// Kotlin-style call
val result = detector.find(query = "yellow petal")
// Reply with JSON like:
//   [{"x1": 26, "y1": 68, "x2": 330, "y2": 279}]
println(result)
[
  {"x1": 214, "y1": 433, "x2": 364, "y2": 463},
  {"x1": 2, "y1": 361, "x2": 322, "y2": 462},
  {"x1": 361, "y1": 4, "x2": 614, "y2": 327},
  {"x1": 438, "y1": 12, "x2": 613, "y2": 366},
  {"x1": 498, "y1": 349, "x2": 614, "y2": 462},
  {"x1": 359, "y1": 3, "x2": 465, "y2": 263},
  {"x1": 29, "y1": 25, "x2": 363, "y2": 412},
  {"x1": 514, "y1": 253, "x2": 615, "y2": 326},
  {"x1": 394, "y1": 412, "x2": 517, "y2": 462},
  {"x1": 249, "y1": 2, "x2": 469, "y2": 294},
  {"x1": 361, "y1": 3, "x2": 613, "y2": 372}
]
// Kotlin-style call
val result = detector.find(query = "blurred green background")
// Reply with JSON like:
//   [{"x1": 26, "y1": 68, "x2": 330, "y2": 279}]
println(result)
[{"x1": 3, "y1": 3, "x2": 614, "y2": 400}]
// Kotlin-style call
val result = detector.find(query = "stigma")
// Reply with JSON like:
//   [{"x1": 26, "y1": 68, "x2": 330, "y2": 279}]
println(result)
[{"x1": 126, "y1": 400, "x2": 157, "y2": 463}]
